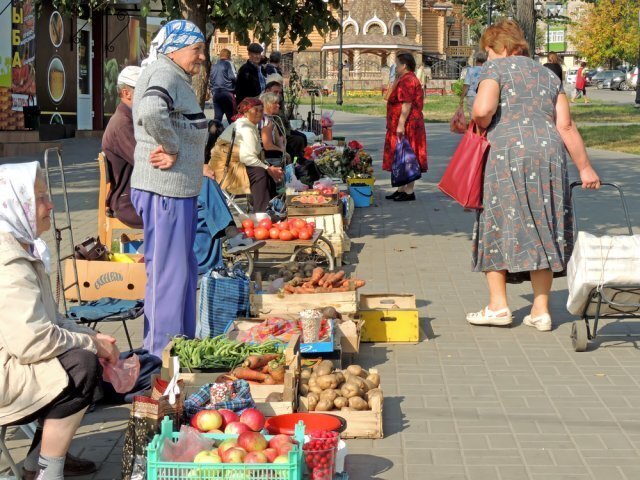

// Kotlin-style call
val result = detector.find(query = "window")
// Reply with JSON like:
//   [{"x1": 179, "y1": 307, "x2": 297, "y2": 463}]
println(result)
[
  {"x1": 549, "y1": 30, "x2": 565, "y2": 44},
  {"x1": 392, "y1": 24, "x2": 403, "y2": 36},
  {"x1": 344, "y1": 25, "x2": 355, "y2": 36},
  {"x1": 367, "y1": 24, "x2": 383, "y2": 35},
  {"x1": 218, "y1": 37, "x2": 229, "y2": 43}
]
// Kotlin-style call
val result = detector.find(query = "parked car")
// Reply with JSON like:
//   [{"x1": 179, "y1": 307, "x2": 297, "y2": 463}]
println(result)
[
  {"x1": 590, "y1": 70, "x2": 626, "y2": 89},
  {"x1": 602, "y1": 72, "x2": 631, "y2": 90},
  {"x1": 566, "y1": 68, "x2": 578, "y2": 84},
  {"x1": 628, "y1": 67, "x2": 638, "y2": 88}
]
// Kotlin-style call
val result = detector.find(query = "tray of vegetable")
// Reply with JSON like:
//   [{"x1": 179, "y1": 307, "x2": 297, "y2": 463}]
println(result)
[{"x1": 297, "y1": 362, "x2": 383, "y2": 439}]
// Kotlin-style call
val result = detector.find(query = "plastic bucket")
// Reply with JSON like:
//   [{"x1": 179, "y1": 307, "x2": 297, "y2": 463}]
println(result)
[{"x1": 349, "y1": 185, "x2": 373, "y2": 208}]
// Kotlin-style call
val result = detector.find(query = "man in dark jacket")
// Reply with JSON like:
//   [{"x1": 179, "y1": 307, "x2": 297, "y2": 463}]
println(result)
[
  {"x1": 263, "y1": 51, "x2": 283, "y2": 77},
  {"x1": 208, "y1": 48, "x2": 237, "y2": 124},
  {"x1": 101, "y1": 66, "x2": 143, "y2": 228},
  {"x1": 235, "y1": 43, "x2": 266, "y2": 103}
]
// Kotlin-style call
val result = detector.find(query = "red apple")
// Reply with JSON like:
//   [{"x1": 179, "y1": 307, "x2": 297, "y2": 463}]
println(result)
[
  {"x1": 225, "y1": 421, "x2": 251, "y2": 435},
  {"x1": 268, "y1": 434, "x2": 293, "y2": 450},
  {"x1": 193, "y1": 410, "x2": 223, "y2": 432},
  {"x1": 239, "y1": 408, "x2": 266, "y2": 432},
  {"x1": 263, "y1": 448, "x2": 278, "y2": 463},
  {"x1": 222, "y1": 447, "x2": 247, "y2": 464},
  {"x1": 217, "y1": 439, "x2": 238, "y2": 457},
  {"x1": 218, "y1": 409, "x2": 240, "y2": 428},
  {"x1": 277, "y1": 443, "x2": 293, "y2": 457},
  {"x1": 238, "y1": 431, "x2": 268, "y2": 452},
  {"x1": 244, "y1": 451, "x2": 268, "y2": 464}
]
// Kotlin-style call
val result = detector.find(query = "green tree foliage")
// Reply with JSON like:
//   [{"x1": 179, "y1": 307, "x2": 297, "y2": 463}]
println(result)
[
  {"x1": 453, "y1": 0, "x2": 514, "y2": 42},
  {"x1": 570, "y1": 0, "x2": 640, "y2": 66}
]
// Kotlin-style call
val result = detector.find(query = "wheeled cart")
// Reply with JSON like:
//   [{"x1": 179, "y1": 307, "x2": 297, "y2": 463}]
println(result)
[{"x1": 568, "y1": 182, "x2": 640, "y2": 352}]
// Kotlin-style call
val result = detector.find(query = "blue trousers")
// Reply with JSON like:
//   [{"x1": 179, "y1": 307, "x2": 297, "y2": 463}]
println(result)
[{"x1": 131, "y1": 189, "x2": 198, "y2": 357}]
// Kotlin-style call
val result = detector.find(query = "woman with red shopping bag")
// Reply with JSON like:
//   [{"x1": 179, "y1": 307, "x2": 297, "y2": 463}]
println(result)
[
  {"x1": 383, "y1": 53, "x2": 428, "y2": 202},
  {"x1": 465, "y1": 20, "x2": 600, "y2": 332}
]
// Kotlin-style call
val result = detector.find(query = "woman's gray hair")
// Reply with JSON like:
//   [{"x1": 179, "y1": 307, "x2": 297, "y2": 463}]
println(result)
[{"x1": 260, "y1": 92, "x2": 281, "y2": 107}]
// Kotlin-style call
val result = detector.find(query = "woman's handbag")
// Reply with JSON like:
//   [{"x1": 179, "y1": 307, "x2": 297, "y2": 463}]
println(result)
[
  {"x1": 391, "y1": 136, "x2": 422, "y2": 187},
  {"x1": 449, "y1": 106, "x2": 467, "y2": 134},
  {"x1": 438, "y1": 121, "x2": 489, "y2": 210},
  {"x1": 74, "y1": 236, "x2": 109, "y2": 261},
  {"x1": 209, "y1": 129, "x2": 251, "y2": 195}
]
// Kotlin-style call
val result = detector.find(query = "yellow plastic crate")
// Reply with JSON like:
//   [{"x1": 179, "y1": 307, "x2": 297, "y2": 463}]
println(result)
[{"x1": 359, "y1": 294, "x2": 419, "y2": 343}]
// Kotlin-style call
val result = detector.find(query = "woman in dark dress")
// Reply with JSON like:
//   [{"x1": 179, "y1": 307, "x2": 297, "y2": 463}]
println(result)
[
  {"x1": 466, "y1": 20, "x2": 600, "y2": 332},
  {"x1": 543, "y1": 51, "x2": 564, "y2": 84},
  {"x1": 383, "y1": 53, "x2": 428, "y2": 202}
]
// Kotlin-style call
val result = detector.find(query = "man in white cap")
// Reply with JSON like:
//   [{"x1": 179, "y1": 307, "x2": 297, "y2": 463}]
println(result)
[{"x1": 101, "y1": 65, "x2": 143, "y2": 228}]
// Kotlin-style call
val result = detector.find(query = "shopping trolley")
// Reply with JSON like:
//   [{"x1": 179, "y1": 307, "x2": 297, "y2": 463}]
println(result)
[{"x1": 568, "y1": 182, "x2": 640, "y2": 352}]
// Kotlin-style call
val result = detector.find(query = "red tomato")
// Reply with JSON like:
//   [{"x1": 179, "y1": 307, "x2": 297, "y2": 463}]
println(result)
[
  {"x1": 254, "y1": 227, "x2": 269, "y2": 240},
  {"x1": 293, "y1": 218, "x2": 307, "y2": 230},
  {"x1": 289, "y1": 228, "x2": 299, "y2": 239},
  {"x1": 279, "y1": 230, "x2": 293, "y2": 241},
  {"x1": 298, "y1": 229, "x2": 311, "y2": 240},
  {"x1": 307, "y1": 222, "x2": 316, "y2": 230},
  {"x1": 269, "y1": 228, "x2": 280, "y2": 239},
  {"x1": 245, "y1": 229, "x2": 255, "y2": 238},
  {"x1": 258, "y1": 218, "x2": 273, "y2": 230},
  {"x1": 242, "y1": 219, "x2": 255, "y2": 230},
  {"x1": 276, "y1": 221, "x2": 289, "y2": 230}
]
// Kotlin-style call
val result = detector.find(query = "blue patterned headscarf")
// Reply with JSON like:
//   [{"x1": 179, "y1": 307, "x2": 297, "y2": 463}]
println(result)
[{"x1": 143, "y1": 20, "x2": 205, "y2": 67}]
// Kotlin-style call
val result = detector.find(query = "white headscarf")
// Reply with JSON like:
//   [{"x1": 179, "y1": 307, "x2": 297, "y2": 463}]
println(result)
[{"x1": 0, "y1": 161, "x2": 52, "y2": 272}]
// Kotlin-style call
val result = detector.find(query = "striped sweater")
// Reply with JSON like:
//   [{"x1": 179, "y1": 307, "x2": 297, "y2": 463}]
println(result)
[{"x1": 131, "y1": 54, "x2": 208, "y2": 198}]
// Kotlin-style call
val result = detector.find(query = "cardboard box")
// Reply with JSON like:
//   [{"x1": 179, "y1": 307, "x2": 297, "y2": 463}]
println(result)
[
  {"x1": 64, "y1": 256, "x2": 145, "y2": 301},
  {"x1": 336, "y1": 317, "x2": 363, "y2": 354},
  {"x1": 161, "y1": 335, "x2": 300, "y2": 417},
  {"x1": 359, "y1": 294, "x2": 419, "y2": 343}
]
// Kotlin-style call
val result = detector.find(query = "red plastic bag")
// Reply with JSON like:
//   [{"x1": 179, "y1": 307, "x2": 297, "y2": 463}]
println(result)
[
  {"x1": 100, "y1": 354, "x2": 140, "y2": 393},
  {"x1": 449, "y1": 106, "x2": 467, "y2": 134}
]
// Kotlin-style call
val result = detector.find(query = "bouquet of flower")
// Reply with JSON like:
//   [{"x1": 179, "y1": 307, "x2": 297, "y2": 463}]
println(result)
[
  {"x1": 342, "y1": 140, "x2": 373, "y2": 179},
  {"x1": 315, "y1": 149, "x2": 346, "y2": 179}
]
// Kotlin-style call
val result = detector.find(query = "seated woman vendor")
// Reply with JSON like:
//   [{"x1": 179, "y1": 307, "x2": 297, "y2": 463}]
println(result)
[
  {"x1": 0, "y1": 162, "x2": 120, "y2": 480},
  {"x1": 259, "y1": 92, "x2": 287, "y2": 163},
  {"x1": 216, "y1": 98, "x2": 284, "y2": 212}
]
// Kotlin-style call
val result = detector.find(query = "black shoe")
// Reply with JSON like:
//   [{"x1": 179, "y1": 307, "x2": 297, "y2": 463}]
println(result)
[
  {"x1": 385, "y1": 191, "x2": 401, "y2": 200},
  {"x1": 394, "y1": 192, "x2": 416, "y2": 202}
]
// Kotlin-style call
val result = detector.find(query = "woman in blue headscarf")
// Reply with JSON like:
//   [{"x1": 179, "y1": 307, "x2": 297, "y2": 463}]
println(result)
[{"x1": 130, "y1": 20, "x2": 208, "y2": 357}]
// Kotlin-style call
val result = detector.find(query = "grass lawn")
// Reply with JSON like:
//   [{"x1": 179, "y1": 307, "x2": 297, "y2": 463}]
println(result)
[
  {"x1": 570, "y1": 104, "x2": 640, "y2": 124},
  {"x1": 578, "y1": 125, "x2": 640, "y2": 155},
  {"x1": 299, "y1": 94, "x2": 459, "y2": 123}
]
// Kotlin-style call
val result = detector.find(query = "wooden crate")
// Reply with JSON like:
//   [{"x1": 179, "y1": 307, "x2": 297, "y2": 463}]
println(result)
[
  {"x1": 161, "y1": 335, "x2": 300, "y2": 417},
  {"x1": 298, "y1": 368, "x2": 383, "y2": 439},
  {"x1": 284, "y1": 213, "x2": 351, "y2": 266},
  {"x1": 250, "y1": 289, "x2": 358, "y2": 316}
]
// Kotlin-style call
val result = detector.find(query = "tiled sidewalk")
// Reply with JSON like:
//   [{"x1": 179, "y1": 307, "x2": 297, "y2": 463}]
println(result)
[{"x1": 2, "y1": 111, "x2": 640, "y2": 479}]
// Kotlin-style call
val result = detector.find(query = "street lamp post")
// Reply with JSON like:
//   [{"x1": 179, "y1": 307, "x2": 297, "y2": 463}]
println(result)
[
  {"x1": 535, "y1": 1, "x2": 565, "y2": 57},
  {"x1": 635, "y1": 10, "x2": 640, "y2": 107},
  {"x1": 324, "y1": 0, "x2": 344, "y2": 105}
]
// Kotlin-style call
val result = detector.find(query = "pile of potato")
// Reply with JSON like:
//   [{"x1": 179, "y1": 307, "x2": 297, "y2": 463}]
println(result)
[{"x1": 299, "y1": 360, "x2": 383, "y2": 412}]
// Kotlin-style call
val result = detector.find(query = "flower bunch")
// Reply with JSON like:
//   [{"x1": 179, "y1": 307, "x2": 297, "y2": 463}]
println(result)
[{"x1": 315, "y1": 149, "x2": 346, "y2": 179}]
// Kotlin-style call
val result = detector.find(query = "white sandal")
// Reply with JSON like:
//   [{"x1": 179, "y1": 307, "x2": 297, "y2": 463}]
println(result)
[{"x1": 466, "y1": 307, "x2": 513, "y2": 326}]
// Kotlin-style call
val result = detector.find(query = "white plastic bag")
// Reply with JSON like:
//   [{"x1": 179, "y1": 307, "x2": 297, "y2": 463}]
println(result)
[{"x1": 567, "y1": 232, "x2": 640, "y2": 315}]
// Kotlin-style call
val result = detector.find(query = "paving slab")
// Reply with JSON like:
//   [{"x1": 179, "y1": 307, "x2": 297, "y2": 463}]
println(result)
[{"x1": 2, "y1": 108, "x2": 640, "y2": 479}]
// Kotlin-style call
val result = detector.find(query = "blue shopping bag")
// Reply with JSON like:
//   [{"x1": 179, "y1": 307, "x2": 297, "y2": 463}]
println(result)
[
  {"x1": 391, "y1": 137, "x2": 422, "y2": 187},
  {"x1": 197, "y1": 269, "x2": 250, "y2": 338}
]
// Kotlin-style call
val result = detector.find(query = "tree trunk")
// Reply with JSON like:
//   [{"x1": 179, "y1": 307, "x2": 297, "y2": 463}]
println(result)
[
  {"x1": 516, "y1": 0, "x2": 536, "y2": 57},
  {"x1": 178, "y1": 0, "x2": 210, "y2": 108}
]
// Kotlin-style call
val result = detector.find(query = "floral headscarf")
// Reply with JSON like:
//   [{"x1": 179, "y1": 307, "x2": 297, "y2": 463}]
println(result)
[{"x1": 0, "y1": 161, "x2": 51, "y2": 272}]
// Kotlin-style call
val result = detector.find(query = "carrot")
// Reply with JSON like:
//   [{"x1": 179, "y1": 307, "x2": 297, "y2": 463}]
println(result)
[
  {"x1": 340, "y1": 279, "x2": 350, "y2": 288},
  {"x1": 330, "y1": 271, "x2": 345, "y2": 286},
  {"x1": 232, "y1": 367, "x2": 268, "y2": 382},
  {"x1": 243, "y1": 353, "x2": 281, "y2": 369},
  {"x1": 298, "y1": 287, "x2": 315, "y2": 294},
  {"x1": 311, "y1": 267, "x2": 325, "y2": 285},
  {"x1": 321, "y1": 273, "x2": 334, "y2": 287},
  {"x1": 354, "y1": 280, "x2": 366, "y2": 289},
  {"x1": 284, "y1": 284, "x2": 296, "y2": 294},
  {"x1": 331, "y1": 286, "x2": 350, "y2": 292}
]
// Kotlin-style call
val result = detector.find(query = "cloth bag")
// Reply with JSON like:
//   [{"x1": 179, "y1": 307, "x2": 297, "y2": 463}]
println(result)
[
  {"x1": 438, "y1": 121, "x2": 489, "y2": 210},
  {"x1": 121, "y1": 375, "x2": 184, "y2": 480},
  {"x1": 449, "y1": 106, "x2": 467, "y2": 134},
  {"x1": 184, "y1": 380, "x2": 256, "y2": 420},
  {"x1": 209, "y1": 135, "x2": 251, "y2": 195},
  {"x1": 197, "y1": 269, "x2": 251, "y2": 338},
  {"x1": 567, "y1": 231, "x2": 640, "y2": 316},
  {"x1": 391, "y1": 136, "x2": 422, "y2": 187}
]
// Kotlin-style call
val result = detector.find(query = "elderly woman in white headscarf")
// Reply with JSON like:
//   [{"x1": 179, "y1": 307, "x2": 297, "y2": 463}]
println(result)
[
  {"x1": 130, "y1": 20, "x2": 209, "y2": 357},
  {"x1": 0, "y1": 162, "x2": 120, "y2": 480}
]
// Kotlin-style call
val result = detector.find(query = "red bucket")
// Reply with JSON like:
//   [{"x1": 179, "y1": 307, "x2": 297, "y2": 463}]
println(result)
[{"x1": 265, "y1": 413, "x2": 346, "y2": 436}]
